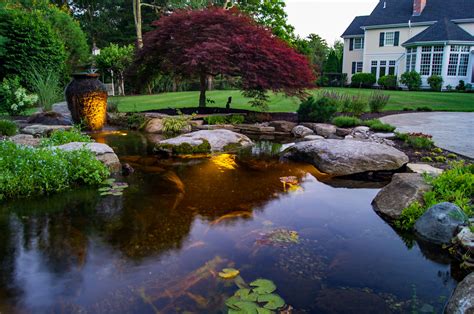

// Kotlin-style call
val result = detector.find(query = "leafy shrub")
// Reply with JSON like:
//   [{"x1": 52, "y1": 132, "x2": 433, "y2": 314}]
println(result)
[
  {"x1": 351, "y1": 73, "x2": 376, "y2": 88},
  {"x1": 28, "y1": 67, "x2": 62, "y2": 111},
  {"x1": 396, "y1": 162, "x2": 474, "y2": 230},
  {"x1": 39, "y1": 127, "x2": 92, "y2": 147},
  {"x1": 396, "y1": 132, "x2": 434, "y2": 149},
  {"x1": 363, "y1": 119, "x2": 396, "y2": 132},
  {"x1": 332, "y1": 116, "x2": 362, "y2": 128},
  {"x1": 403, "y1": 107, "x2": 414, "y2": 111},
  {"x1": 162, "y1": 111, "x2": 194, "y2": 134},
  {"x1": 434, "y1": 156, "x2": 447, "y2": 163},
  {"x1": 127, "y1": 113, "x2": 146, "y2": 130},
  {"x1": 346, "y1": 95, "x2": 367, "y2": 117},
  {"x1": 400, "y1": 71, "x2": 422, "y2": 91},
  {"x1": 0, "y1": 7, "x2": 66, "y2": 84},
  {"x1": 377, "y1": 75, "x2": 397, "y2": 90},
  {"x1": 427, "y1": 75, "x2": 443, "y2": 91},
  {"x1": 0, "y1": 76, "x2": 38, "y2": 115},
  {"x1": 368, "y1": 91, "x2": 390, "y2": 113},
  {"x1": 297, "y1": 96, "x2": 338, "y2": 123},
  {"x1": 0, "y1": 141, "x2": 109, "y2": 200},
  {"x1": 228, "y1": 114, "x2": 245, "y2": 124},
  {"x1": 0, "y1": 119, "x2": 17, "y2": 136},
  {"x1": 456, "y1": 80, "x2": 466, "y2": 91}
]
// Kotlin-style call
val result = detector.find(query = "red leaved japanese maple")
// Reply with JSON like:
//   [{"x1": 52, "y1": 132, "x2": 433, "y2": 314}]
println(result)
[{"x1": 137, "y1": 7, "x2": 316, "y2": 108}]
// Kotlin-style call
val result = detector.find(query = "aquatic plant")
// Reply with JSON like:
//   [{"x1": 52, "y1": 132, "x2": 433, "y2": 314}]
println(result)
[
  {"x1": 256, "y1": 229, "x2": 299, "y2": 247},
  {"x1": 219, "y1": 268, "x2": 240, "y2": 279},
  {"x1": 225, "y1": 278, "x2": 286, "y2": 313},
  {"x1": 98, "y1": 178, "x2": 128, "y2": 196}
]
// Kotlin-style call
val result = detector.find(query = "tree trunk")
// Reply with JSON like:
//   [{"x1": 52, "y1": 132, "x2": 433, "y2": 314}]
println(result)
[
  {"x1": 133, "y1": 0, "x2": 143, "y2": 49},
  {"x1": 199, "y1": 74, "x2": 207, "y2": 108}
]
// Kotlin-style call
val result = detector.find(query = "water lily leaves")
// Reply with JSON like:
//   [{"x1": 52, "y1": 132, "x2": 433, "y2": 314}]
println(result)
[
  {"x1": 233, "y1": 301, "x2": 258, "y2": 313},
  {"x1": 226, "y1": 296, "x2": 241, "y2": 310},
  {"x1": 219, "y1": 268, "x2": 240, "y2": 279},
  {"x1": 257, "y1": 294, "x2": 285, "y2": 310},
  {"x1": 235, "y1": 289, "x2": 258, "y2": 302},
  {"x1": 99, "y1": 178, "x2": 128, "y2": 197},
  {"x1": 250, "y1": 279, "x2": 276, "y2": 294}
]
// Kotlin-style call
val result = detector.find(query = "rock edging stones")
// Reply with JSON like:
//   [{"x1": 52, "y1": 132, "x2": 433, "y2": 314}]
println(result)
[
  {"x1": 280, "y1": 139, "x2": 409, "y2": 177},
  {"x1": 372, "y1": 173, "x2": 432, "y2": 221},
  {"x1": 156, "y1": 129, "x2": 253, "y2": 155},
  {"x1": 53, "y1": 142, "x2": 121, "y2": 173},
  {"x1": 445, "y1": 272, "x2": 474, "y2": 314}
]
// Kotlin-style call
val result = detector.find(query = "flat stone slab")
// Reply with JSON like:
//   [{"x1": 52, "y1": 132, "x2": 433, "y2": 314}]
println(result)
[
  {"x1": 8, "y1": 134, "x2": 41, "y2": 147},
  {"x1": 407, "y1": 163, "x2": 443, "y2": 176},
  {"x1": 381, "y1": 112, "x2": 474, "y2": 158},
  {"x1": 21, "y1": 124, "x2": 72, "y2": 137}
]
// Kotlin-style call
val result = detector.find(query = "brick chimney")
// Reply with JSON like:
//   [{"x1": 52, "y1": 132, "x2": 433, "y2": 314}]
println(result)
[{"x1": 413, "y1": 0, "x2": 427, "y2": 16}]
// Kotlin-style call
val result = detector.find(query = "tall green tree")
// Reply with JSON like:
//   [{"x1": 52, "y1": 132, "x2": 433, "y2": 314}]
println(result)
[{"x1": 95, "y1": 44, "x2": 135, "y2": 95}]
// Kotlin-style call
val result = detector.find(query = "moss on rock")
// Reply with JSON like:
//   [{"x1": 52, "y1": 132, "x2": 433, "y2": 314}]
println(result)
[{"x1": 156, "y1": 139, "x2": 211, "y2": 155}]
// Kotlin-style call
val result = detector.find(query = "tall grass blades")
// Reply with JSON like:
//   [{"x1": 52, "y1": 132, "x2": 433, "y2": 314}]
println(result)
[{"x1": 28, "y1": 67, "x2": 62, "y2": 111}]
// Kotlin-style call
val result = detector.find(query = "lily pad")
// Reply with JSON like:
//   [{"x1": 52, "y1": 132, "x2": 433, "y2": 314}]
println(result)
[
  {"x1": 219, "y1": 268, "x2": 240, "y2": 279},
  {"x1": 257, "y1": 294, "x2": 285, "y2": 310},
  {"x1": 256, "y1": 308, "x2": 274, "y2": 314},
  {"x1": 234, "y1": 301, "x2": 258, "y2": 313},
  {"x1": 98, "y1": 187, "x2": 110, "y2": 192},
  {"x1": 102, "y1": 178, "x2": 116, "y2": 185},
  {"x1": 235, "y1": 289, "x2": 258, "y2": 302},
  {"x1": 100, "y1": 192, "x2": 112, "y2": 196},
  {"x1": 226, "y1": 296, "x2": 241, "y2": 310},
  {"x1": 250, "y1": 279, "x2": 276, "y2": 294}
]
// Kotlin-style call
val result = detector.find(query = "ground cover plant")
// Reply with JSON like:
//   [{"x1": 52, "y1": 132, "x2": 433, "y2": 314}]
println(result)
[
  {"x1": 0, "y1": 141, "x2": 109, "y2": 200},
  {"x1": 332, "y1": 116, "x2": 361, "y2": 128},
  {"x1": 39, "y1": 127, "x2": 92, "y2": 147},
  {"x1": 396, "y1": 162, "x2": 474, "y2": 230},
  {"x1": 363, "y1": 119, "x2": 396, "y2": 132},
  {"x1": 396, "y1": 132, "x2": 434, "y2": 150}
]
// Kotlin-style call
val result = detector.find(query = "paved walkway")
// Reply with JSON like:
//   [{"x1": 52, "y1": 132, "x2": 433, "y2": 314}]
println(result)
[{"x1": 380, "y1": 112, "x2": 474, "y2": 158}]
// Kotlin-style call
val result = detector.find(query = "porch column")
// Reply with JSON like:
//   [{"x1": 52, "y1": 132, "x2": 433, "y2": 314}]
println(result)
[
  {"x1": 441, "y1": 45, "x2": 451, "y2": 88},
  {"x1": 415, "y1": 46, "x2": 422, "y2": 72}
]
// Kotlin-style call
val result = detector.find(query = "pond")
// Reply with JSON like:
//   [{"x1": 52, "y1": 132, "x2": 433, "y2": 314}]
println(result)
[{"x1": 0, "y1": 131, "x2": 464, "y2": 313}]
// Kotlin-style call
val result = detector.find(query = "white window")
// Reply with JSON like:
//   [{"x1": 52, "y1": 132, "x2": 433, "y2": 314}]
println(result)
[
  {"x1": 448, "y1": 45, "x2": 471, "y2": 77},
  {"x1": 420, "y1": 46, "x2": 444, "y2": 76},
  {"x1": 354, "y1": 38, "x2": 364, "y2": 50},
  {"x1": 406, "y1": 48, "x2": 417, "y2": 72},
  {"x1": 384, "y1": 32, "x2": 395, "y2": 46}
]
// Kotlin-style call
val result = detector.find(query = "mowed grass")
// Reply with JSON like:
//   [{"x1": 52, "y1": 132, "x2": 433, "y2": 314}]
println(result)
[{"x1": 113, "y1": 88, "x2": 474, "y2": 113}]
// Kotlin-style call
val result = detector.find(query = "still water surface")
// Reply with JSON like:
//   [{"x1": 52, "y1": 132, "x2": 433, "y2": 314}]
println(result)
[{"x1": 0, "y1": 131, "x2": 463, "y2": 313}]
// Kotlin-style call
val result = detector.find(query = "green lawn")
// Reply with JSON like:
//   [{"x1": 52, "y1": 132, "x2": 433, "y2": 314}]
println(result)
[{"x1": 113, "y1": 88, "x2": 474, "y2": 113}]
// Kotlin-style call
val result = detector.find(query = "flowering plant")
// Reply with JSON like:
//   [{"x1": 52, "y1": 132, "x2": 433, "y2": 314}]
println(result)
[{"x1": 0, "y1": 76, "x2": 38, "y2": 115}]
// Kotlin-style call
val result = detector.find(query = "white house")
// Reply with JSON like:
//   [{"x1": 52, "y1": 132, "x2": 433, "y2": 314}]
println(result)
[{"x1": 341, "y1": 0, "x2": 474, "y2": 89}]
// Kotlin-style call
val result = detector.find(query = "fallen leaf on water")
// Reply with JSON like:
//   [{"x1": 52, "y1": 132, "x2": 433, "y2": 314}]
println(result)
[{"x1": 218, "y1": 268, "x2": 240, "y2": 279}]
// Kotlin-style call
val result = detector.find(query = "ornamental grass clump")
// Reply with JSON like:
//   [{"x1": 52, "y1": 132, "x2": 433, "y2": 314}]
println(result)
[
  {"x1": 332, "y1": 116, "x2": 362, "y2": 128},
  {"x1": 0, "y1": 119, "x2": 17, "y2": 136},
  {"x1": 0, "y1": 141, "x2": 109, "y2": 200},
  {"x1": 368, "y1": 91, "x2": 390, "y2": 113}
]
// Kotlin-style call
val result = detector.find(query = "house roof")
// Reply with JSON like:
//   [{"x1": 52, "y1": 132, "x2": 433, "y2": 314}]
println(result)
[
  {"x1": 341, "y1": 16, "x2": 369, "y2": 37},
  {"x1": 403, "y1": 18, "x2": 474, "y2": 45},
  {"x1": 363, "y1": 0, "x2": 474, "y2": 27}
]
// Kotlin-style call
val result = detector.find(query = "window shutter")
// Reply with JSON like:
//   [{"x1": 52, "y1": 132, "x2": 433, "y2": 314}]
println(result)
[
  {"x1": 379, "y1": 32, "x2": 385, "y2": 47},
  {"x1": 349, "y1": 38, "x2": 354, "y2": 51},
  {"x1": 394, "y1": 32, "x2": 400, "y2": 46},
  {"x1": 352, "y1": 62, "x2": 356, "y2": 74}
]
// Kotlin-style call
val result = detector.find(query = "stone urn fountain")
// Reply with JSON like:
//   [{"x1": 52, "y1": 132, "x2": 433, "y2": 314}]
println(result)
[{"x1": 65, "y1": 73, "x2": 108, "y2": 131}]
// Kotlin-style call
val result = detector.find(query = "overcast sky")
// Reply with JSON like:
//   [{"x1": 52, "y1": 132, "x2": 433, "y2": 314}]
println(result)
[{"x1": 285, "y1": 0, "x2": 379, "y2": 45}]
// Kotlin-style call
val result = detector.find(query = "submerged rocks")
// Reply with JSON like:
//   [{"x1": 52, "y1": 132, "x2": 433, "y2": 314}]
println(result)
[
  {"x1": 372, "y1": 173, "x2": 431, "y2": 221},
  {"x1": 54, "y1": 142, "x2": 121, "y2": 173},
  {"x1": 156, "y1": 129, "x2": 253, "y2": 154},
  {"x1": 414, "y1": 202, "x2": 465, "y2": 245},
  {"x1": 291, "y1": 125, "x2": 314, "y2": 138},
  {"x1": 445, "y1": 273, "x2": 474, "y2": 314},
  {"x1": 280, "y1": 139, "x2": 408, "y2": 176}
]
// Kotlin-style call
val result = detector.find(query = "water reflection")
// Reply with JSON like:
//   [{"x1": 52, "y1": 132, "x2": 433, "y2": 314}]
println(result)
[{"x1": 0, "y1": 132, "x2": 462, "y2": 313}]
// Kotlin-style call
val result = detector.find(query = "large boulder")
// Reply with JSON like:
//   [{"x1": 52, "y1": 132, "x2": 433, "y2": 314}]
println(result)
[
  {"x1": 268, "y1": 121, "x2": 297, "y2": 133},
  {"x1": 144, "y1": 118, "x2": 164, "y2": 134},
  {"x1": 54, "y1": 142, "x2": 121, "y2": 173},
  {"x1": 445, "y1": 273, "x2": 474, "y2": 314},
  {"x1": 414, "y1": 202, "x2": 466, "y2": 245},
  {"x1": 302, "y1": 123, "x2": 337, "y2": 138},
  {"x1": 27, "y1": 111, "x2": 72, "y2": 126},
  {"x1": 291, "y1": 125, "x2": 314, "y2": 138},
  {"x1": 280, "y1": 139, "x2": 409, "y2": 176},
  {"x1": 156, "y1": 129, "x2": 253, "y2": 154},
  {"x1": 372, "y1": 173, "x2": 432, "y2": 221}
]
